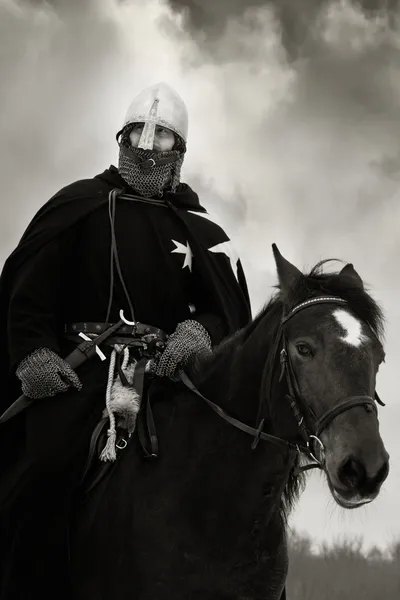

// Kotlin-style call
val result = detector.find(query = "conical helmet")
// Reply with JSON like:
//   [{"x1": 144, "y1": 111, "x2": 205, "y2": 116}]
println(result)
[{"x1": 121, "y1": 82, "x2": 188, "y2": 149}]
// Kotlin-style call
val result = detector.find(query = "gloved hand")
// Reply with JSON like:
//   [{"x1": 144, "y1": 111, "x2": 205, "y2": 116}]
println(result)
[
  {"x1": 153, "y1": 320, "x2": 212, "y2": 379},
  {"x1": 16, "y1": 347, "x2": 82, "y2": 399}
]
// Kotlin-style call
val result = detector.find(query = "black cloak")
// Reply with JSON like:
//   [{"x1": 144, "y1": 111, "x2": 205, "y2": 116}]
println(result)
[
  {"x1": 0, "y1": 166, "x2": 251, "y2": 413},
  {"x1": 0, "y1": 167, "x2": 288, "y2": 600}
]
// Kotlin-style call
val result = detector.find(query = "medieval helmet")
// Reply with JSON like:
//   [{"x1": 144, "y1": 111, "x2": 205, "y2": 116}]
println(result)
[
  {"x1": 119, "y1": 82, "x2": 188, "y2": 150},
  {"x1": 116, "y1": 82, "x2": 188, "y2": 197}
]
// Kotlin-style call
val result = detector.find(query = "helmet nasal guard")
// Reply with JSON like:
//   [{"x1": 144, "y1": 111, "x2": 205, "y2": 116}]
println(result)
[{"x1": 117, "y1": 82, "x2": 188, "y2": 150}]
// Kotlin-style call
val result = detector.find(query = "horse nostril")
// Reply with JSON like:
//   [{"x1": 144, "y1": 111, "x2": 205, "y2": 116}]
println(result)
[
  {"x1": 374, "y1": 460, "x2": 389, "y2": 487},
  {"x1": 338, "y1": 458, "x2": 366, "y2": 490}
]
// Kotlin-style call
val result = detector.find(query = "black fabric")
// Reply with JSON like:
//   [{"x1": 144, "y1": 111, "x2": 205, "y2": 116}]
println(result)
[
  {"x1": 0, "y1": 165, "x2": 251, "y2": 412},
  {"x1": 0, "y1": 356, "x2": 112, "y2": 599},
  {"x1": 0, "y1": 166, "x2": 252, "y2": 599}
]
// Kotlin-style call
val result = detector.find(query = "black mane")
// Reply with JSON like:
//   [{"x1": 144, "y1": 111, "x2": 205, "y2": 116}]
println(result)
[
  {"x1": 295, "y1": 260, "x2": 384, "y2": 341},
  {"x1": 246, "y1": 259, "x2": 384, "y2": 344}
]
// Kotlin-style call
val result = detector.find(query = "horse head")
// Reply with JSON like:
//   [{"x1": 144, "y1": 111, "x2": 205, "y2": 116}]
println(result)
[{"x1": 270, "y1": 244, "x2": 389, "y2": 509}]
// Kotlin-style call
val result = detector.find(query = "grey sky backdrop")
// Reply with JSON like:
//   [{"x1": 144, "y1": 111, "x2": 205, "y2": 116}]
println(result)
[{"x1": 1, "y1": 0, "x2": 399, "y2": 552}]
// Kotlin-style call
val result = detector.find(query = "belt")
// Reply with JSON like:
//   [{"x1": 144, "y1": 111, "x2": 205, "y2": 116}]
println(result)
[
  {"x1": 64, "y1": 321, "x2": 167, "y2": 340},
  {"x1": 64, "y1": 321, "x2": 168, "y2": 358}
]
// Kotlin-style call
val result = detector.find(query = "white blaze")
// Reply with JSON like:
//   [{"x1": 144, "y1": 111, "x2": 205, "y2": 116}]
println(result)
[{"x1": 332, "y1": 309, "x2": 367, "y2": 347}]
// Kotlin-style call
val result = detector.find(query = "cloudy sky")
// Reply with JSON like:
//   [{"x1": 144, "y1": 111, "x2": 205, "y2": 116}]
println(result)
[{"x1": 1, "y1": 0, "x2": 400, "y2": 552}]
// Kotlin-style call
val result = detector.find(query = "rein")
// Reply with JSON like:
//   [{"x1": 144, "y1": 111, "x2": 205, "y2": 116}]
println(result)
[
  {"x1": 180, "y1": 296, "x2": 385, "y2": 475},
  {"x1": 179, "y1": 372, "x2": 295, "y2": 452}
]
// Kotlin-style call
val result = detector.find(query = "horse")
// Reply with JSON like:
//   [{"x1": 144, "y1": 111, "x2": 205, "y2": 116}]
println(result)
[{"x1": 66, "y1": 244, "x2": 389, "y2": 600}]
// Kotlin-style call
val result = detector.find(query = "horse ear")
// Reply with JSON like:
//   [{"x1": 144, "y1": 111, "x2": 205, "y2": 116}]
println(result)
[
  {"x1": 272, "y1": 244, "x2": 304, "y2": 300},
  {"x1": 339, "y1": 263, "x2": 364, "y2": 289}
]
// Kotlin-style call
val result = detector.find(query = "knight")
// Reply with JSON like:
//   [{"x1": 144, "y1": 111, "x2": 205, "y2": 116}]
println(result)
[{"x1": 0, "y1": 82, "x2": 252, "y2": 598}]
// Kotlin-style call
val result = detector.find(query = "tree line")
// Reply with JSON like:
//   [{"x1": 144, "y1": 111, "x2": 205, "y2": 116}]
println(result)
[{"x1": 286, "y1": 530, "x2": 400, "y2": 599}]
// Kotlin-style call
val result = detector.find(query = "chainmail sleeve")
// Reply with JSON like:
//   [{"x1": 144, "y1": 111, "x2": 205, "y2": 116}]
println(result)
[
  {"x1": 154, "y1": 319, "x2": 213, "y2": 378},
  {"x1": 16, "y1": 347, "x2": 82, "y2": 399}
]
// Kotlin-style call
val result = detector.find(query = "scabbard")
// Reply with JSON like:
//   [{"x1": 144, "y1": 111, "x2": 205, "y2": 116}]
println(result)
[{"x1": 0, "y1": 318, "x2": 126, "y2": 426}]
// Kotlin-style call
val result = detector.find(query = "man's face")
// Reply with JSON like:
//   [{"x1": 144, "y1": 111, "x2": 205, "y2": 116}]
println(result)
[{"x1": 129, "y1": 123, "x2": 176, "y2": 152}]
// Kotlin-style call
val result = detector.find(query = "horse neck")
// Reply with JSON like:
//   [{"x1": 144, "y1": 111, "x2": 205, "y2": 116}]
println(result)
[
  {"x1": 197, "y1": 305, "x2": 281, "y2": 426},
  {"x1": 195, "y1": 305, "x2": 303, "y2": 518}
]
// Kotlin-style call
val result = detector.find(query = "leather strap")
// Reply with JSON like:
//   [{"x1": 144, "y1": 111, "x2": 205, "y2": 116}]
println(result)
[
  {"x1": 65, "y1": 336, "x2": 162, "y2": 354},
  {"x1": 119, "y1": 193, "x2": 168, "y2": 207},
  {"x1": 315, "y1": 396, "x2": 377, "y2": 437},
  {"x1": 65, "y1": 322, "x2": 167, "y2": 340},
  {"x1": 179, "y1": 372, "x2": 297, "y2": 452},
  {"x1": 80, "y1": 419, "x2": 128, "y2": 496},
  {"x1": 136, "y1": 361, "x2": 159, "y2": 459}
]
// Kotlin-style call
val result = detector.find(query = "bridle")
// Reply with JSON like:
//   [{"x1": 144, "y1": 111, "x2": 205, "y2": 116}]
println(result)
[
  {"x1": 180, "y1": 295, "x2": 385, "y2": 475},
  {"x1": 271, "y1": 296, "x2": 385, "y2": 472}
]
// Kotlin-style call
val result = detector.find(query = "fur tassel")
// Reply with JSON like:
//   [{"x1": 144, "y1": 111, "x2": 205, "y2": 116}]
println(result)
[
  {"x1": 100, "y1": 428, "x2": 117, "y2": 462},
  {"x1": 102, "y1": 363, "x2": 141, "y2": 434}
]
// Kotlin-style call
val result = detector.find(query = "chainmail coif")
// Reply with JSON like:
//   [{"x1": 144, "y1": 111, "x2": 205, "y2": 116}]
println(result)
[
  {"x1": 16, "y1": 347, "x2": 82, "y2": 399},
  {"x1": 118, "y1": 125, "x2": 185, "y2": 198}
]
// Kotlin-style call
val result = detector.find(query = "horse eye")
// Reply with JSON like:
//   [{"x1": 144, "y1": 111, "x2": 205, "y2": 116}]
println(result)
[{"x1": 296, "y1": 343, "x2": 312, "y2": 357}]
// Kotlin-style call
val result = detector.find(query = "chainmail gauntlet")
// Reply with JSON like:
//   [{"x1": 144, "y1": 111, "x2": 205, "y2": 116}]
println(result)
[
  {"x1": 16, "y1": 347, "x2": 82, "y2": 399},
  {"x1": 154, "y1": 320, "x2": 212, "y2": 379}
]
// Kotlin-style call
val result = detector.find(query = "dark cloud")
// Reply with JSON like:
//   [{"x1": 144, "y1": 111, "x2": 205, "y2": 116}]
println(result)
[
  {"x1": 22, "y1": 0, "x2": 400, "y2": 63},
  {"x1": 167, "y1": 0, "x2": 400, "y2": 57},
  {"x1": 3, "y1": 0, "x2": 400, "y2": 284},
  {"x1": 3, "y1": 0, "x2": 400, "y2": 274}
]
